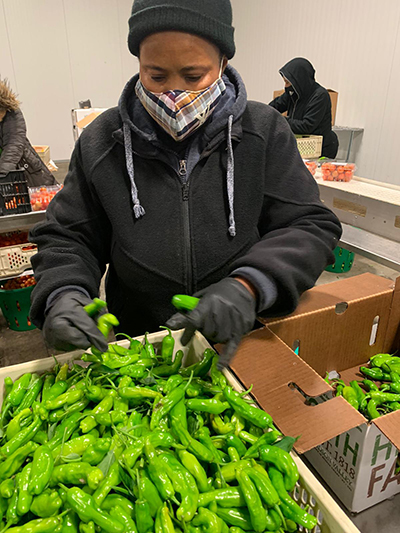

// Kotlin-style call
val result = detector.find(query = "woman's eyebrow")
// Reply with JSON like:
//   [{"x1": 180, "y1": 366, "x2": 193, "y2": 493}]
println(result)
[
  {"x1": 142, "y1": 65, "x2": 167, "y2": 71},
  {"x1": 181, "y1": 65, "x2": 209, "y2": 72}
]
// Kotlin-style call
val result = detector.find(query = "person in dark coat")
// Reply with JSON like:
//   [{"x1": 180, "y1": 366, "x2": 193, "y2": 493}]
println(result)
[
  {"x1": 269, "y1": 58, "x2": 339, "y2": 158},
  {"x1": 0, "y1": 79, "x2": 57, "y2": 186},
  {"x1": 29, "y1": 0, "x2": 342, "y2": 365}
]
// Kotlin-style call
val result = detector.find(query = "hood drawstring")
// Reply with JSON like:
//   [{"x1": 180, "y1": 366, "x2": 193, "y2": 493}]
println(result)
[
  {"x1": 226, "y1": 114, "x2": 236, "y2": 237},
  {"x1": 123, "y1": 123, "x2": 145, "y2": 219},
  {"x1": 122, "y1": 116, "x2": 236, "y2": 236}
]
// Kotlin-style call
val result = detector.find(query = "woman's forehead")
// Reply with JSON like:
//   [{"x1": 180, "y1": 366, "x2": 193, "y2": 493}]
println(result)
[{"x1": 140, "y1": 31, "x2": 221, "y2": 61}]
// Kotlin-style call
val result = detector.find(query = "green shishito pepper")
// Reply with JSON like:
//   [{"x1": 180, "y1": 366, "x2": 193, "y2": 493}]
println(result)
[
  {"x1": 243, "y1": 430, "x2": 280, "y2": 459},
  {"x1": 144, "y1": 442, "x2": 177, "y2": 502},
  {"x1": 136, "y1": 498, "x2": 154, "y2": 533},
  {"x1": 160, "y1": 327, "x2": 175, "y2": 364},
  {"x1": 6, "y1": 408, "x2": 32, "y2": 440},
  {"x1": 159, "y1": 451, "x2": 198, "y2": 522},
  {"x1": 137, "y1": 467, "x2": 163, "y2": 518},
  {"x1": 155, "y1": 504, "x2": 175, "y2": 533},
  {"x1": 236, "y1": 468, "x2": 266, "y2": 532},
  {"x1": 110, "y1": 504, "x2": 138, "y2": 533},
  {"x1": 97, "y1": 313, "x2": 119, "y2": 339},
  {"x1": 0, "y1": 441, "x2": 38, "y2": 480},
  {"x1": 155, "y1": 350, "x2": 184, "y2": 377},
  {"x1": 192, "y1": 507, "x2": 223, "y2": 533},
  {"x1": 360, "y1": 366, "x2": 392, "y2": 381},
  {"x1": 268, "y1": 467, "x2": 318, "y2": 530},
  {"x1": 0, "y1": 415, "x2": 42, "y2": 458},
  {"x1": 83, "y1": 298, "x2": 107, "y2": 317},
  {"x1": 6, "y1": 515, "x2": 66, "y2": 533},
  {"x1": 101, "y1": 349, "x2": 140, "y2": 370},
  {"x1": 65, "y1": 486, "x2": 125, "y2": 533},
  {"x1": 93, "y1": 461, "x2": 120, "y2": 506},
  {"x1": 180, "y1": 349, "x2": 215, "y2": 378},
  {"x1": 171, "y1": 294, "x2": 200, "y2": 312},
  {"x1": 259, "y1": 445, "x2": 299, "y2": 491},
  {"x1": 198, "y1": 487, "x2": 245, "y2": 508},
  {"x1": 17, "y1": 464, "x2": 32, "y2": 516},
  {"x1": 29, "y1": 445, "x2": 54, "y2": 495},
  {"x1": 30, "y1": 489, "x2": 63, "y2": 518},
  {"x1": 178, "y1": 450, "x2": 209, "y2": 493},
  {"x1": 247, "y1": 464, "x2": 280, "y2": 508},
  {"x1": 342, "y1": 386, "x2": 359, "y2": 410},
  {"x1": 14, "y1": 374, "x2": 43, "y2": 415},
  {"x1": 350, "y1": 380, "x2": 365, "y2": 405},
  {"x1": 82, "y1": 438, "x2": 111, "y2": 466},
  {"x1": 101, "y1": 494, "x2": 135, "y2": 517},
  {"x1": 223, "y1": 387, "x2": 272, "y2": 429},
  {"x1": 186, "y1": 398, "x2": 230, "y2": 415},
  {"x1": 7, "y1": 373, "x2": 31, "y2": 407},
  {"x1": 150, "y1": 385, "x2": 186, "y2": 431},
  {"x1": 51, "y1": 463, "x2": 104, "y2": 491}
]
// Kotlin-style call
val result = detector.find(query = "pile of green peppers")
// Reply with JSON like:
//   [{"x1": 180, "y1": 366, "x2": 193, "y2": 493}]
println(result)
[
  {"x1": 0, "y1": 300, "x2": 317, "y2": 533},
  {"x1": 329, "y1": 353, "x2": 400, "y2": 420}
]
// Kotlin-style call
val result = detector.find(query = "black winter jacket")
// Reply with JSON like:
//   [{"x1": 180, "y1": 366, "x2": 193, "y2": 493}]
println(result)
[
  {"x1": 30, "y1": 66, "x2": 341, "y2": 336},
  {"x1": 0, "y1": 109, "x2": 56, "y2": 186},
  {"x1": 269, "y1": 58, "x2": 338, "y2": 158}
]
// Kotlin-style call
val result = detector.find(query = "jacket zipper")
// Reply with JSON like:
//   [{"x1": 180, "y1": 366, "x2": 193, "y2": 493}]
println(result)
[{"x1": 179, "y1": 159, "x2": 193, "y2": 294}]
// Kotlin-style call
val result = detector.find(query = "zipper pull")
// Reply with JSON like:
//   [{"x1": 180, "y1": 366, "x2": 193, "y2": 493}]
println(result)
[
  {"x1": 179, "y1": 160, "x2": 187, "y2": 176},
  {"x1": 182, "y1": 183, "x2": 189, "y2": 201}
]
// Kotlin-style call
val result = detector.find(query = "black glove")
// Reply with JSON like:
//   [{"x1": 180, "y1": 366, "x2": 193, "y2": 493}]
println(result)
[
  {"x1": 166, "y1": 278, "x2": 257, "y2": 366},
  {"x1": 42, "y1": 291, "x2": 109, "y2": 353}
]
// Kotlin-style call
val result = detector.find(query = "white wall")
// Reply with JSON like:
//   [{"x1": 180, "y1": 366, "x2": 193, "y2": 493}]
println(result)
[
  {"x1": 1, "y1": 0, "x2": 400, "y2": 186},
  {"x1": 230, "y1": 0, "x2": 400, "y2": 186},
  {"x1": 0, "y1": 0, "x2": 138, "y2": 161}
]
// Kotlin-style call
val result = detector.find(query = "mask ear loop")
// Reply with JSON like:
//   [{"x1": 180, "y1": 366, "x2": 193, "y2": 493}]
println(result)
[{"x1": 219, "y1": 57, "x2": 225, "y2": 79}]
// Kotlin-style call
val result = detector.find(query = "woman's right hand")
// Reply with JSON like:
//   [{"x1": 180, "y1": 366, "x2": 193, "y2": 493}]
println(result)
[{"x1": 42, "y1": 291, "x2": 109, "y2": 352}]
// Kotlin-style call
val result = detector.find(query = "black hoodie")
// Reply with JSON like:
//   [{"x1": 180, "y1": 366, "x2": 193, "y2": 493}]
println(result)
[
  {"x1": 269, "y1": 58, "x2": 338, "y2": 158},
  {"x1": 29, "y1": 66, "x2": 341, "y2": 336}
]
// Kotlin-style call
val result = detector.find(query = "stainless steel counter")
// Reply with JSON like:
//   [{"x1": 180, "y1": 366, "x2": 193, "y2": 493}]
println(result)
[{"x1": 0, "y1": 211, "x2": 46, "y2": 233}]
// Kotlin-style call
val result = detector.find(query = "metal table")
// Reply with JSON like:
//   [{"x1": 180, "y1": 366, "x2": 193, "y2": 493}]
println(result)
[
  {"x1": 0, "y1": 211, "x2": 46, "y2": 233},
  {"x1": 317, "y1": 174, "x2": 400, "y2": 271},
  {"x1": 332, "y1": 125, "x2": 364, "y2": 162}
]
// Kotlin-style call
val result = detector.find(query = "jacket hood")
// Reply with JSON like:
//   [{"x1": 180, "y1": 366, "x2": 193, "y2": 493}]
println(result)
[
  {"x1": 279, "y1": 58, "x2": 316, "y2": 100},
  {"x1": 0, "y1": 79, "x2": 20, "y2": 111}
]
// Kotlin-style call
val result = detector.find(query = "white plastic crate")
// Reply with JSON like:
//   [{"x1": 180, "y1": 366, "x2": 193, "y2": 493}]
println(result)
[
  {"x1": 296, "y1": 135, "x2": 323, "y2": 159},
  {"x1": 0, "y1": 243, "x2": 37, "y2": 278},
  {"x1": 0, "y1": 330, "x2": 360, "y2": 533}
]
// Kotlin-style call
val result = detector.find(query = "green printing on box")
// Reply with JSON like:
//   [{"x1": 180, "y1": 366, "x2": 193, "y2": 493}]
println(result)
[{"x1": 0, "y1": 284, "x2": 36, "y2": 331}]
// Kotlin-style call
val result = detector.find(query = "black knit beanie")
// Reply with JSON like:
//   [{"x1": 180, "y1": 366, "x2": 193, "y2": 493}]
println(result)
[{"x1": 128, "y1": 0, "x2": 235, "y2": 59}]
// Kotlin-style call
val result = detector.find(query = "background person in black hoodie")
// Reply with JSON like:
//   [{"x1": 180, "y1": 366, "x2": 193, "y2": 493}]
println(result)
[
  {"x1": 29, "y1": 0, "x2": 342, "y2": 365},
  {"x1": 269, "y1": 58, "x2": 339, "y2": 158}
]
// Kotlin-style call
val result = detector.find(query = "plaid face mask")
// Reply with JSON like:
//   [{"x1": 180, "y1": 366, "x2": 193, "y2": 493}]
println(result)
[{"x1": 135, "y1": 72, "x2": 226, "y2": 141}]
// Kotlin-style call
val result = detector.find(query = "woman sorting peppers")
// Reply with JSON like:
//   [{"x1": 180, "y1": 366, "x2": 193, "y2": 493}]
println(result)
[{"x1": 30, "y1": 0, "x2": 341, "y2": 365}]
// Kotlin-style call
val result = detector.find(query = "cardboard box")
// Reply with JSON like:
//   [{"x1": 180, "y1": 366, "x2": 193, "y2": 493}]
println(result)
[
  {"x1": 32, "y1": 145, "x2": 50, "y2": 165},
  {"x1": 71, "y1": 108, "x2": 108, "y2": 141},
  {"x1": 272, "y1": 88, "x2": 338, "y2": 124},
  {"x1": 229, "y1": 273, "x2": 400, "y2": 512},
  {"x1": 328, "y1": 89, "x2": 338, "y2": 125}
]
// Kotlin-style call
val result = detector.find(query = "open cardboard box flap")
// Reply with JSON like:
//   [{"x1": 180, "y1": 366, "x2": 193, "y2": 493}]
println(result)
[
  {"x1": 229, "y1": 273, "x2": 400, "y2": 453},
  {"x1": 230, "y1": 327, "x2": 365, "y2": 454}
]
